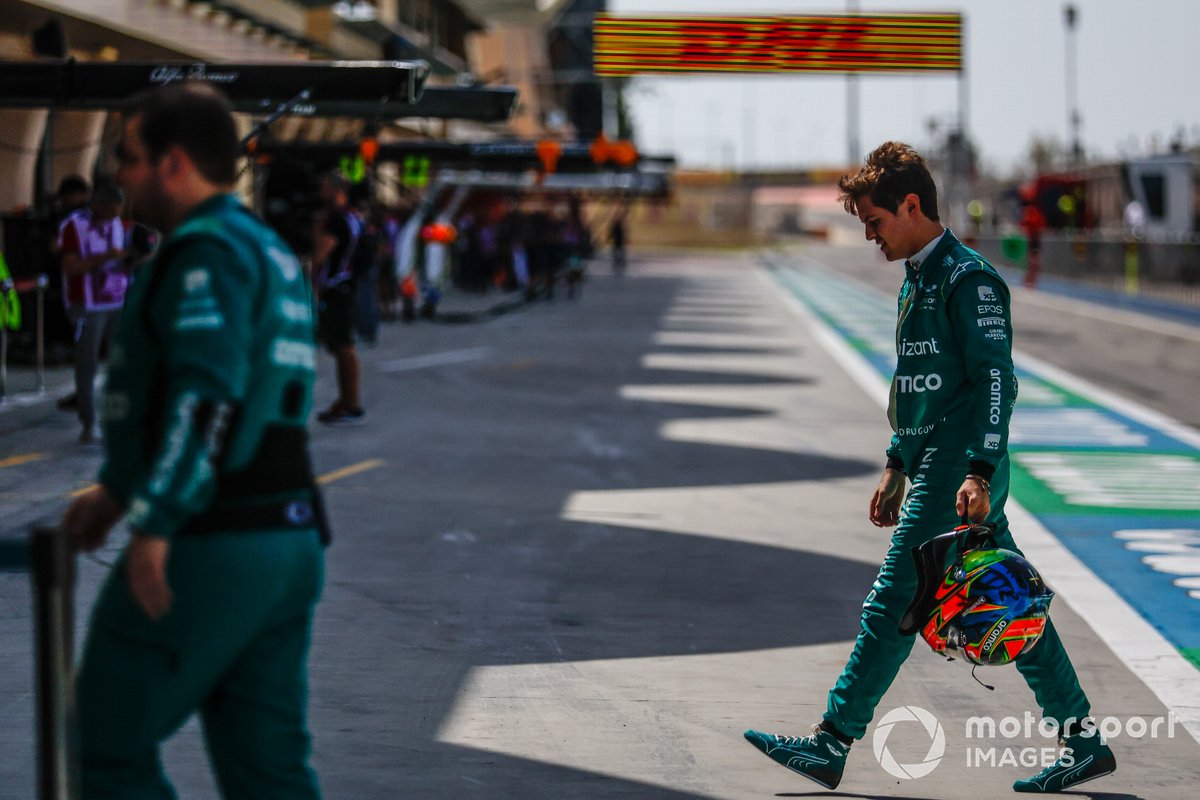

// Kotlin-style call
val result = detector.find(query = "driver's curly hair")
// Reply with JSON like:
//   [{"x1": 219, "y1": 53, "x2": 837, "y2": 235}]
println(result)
[{"x1": 838, "y1": 141, "x2": 940, "y2": 221}]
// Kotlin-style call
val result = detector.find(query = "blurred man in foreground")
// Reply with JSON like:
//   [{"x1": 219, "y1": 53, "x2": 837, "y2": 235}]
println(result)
[{"x1": 62, "y1": 82, "x2": 327, "y2": 799}]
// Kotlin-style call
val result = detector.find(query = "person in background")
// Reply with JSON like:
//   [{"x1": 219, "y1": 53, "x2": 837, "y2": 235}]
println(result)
[
  {"x1": 561, "y1": 216, "x2": 588, "y2": 300},
  {"x1": 311, "y1": 171, "x2": 364, "y2": 424},
  {"x1": 0, "y1": 250, "x2": 19, "y2": 333},
  {"x1": 57, "y1": 181, "x2": 129, "y2": 443},
  {"x1": 1123, "y1": 198, "x2": 1147, "y2": 239},
  {"x1": 608, "y1": 212, "x2": 627, "y2": 275},
  {"x1": 1020, "y1": 191, "x2": 1046, "y2": 289},
  {"x1": 376, "y1": 204, "x2": 402, "y2": 322},
  {"x1": 52, "y1": 174, "x2": 92, "y2": 411},
  {"x1": 510, "y1": 208, "x2": 531, "y2": 294},
  {"x1": 54, "y1": 174, "x2": 91, "y2": 221},
  {"x1": 350, "y1": 201, "x2": 380, "y2": 347}
]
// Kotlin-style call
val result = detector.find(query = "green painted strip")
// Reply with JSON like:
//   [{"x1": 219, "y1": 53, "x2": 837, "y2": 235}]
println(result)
[
  {"x1": 1011, "y1": 451, "x2": 1200, "y2": 516},
  {"x1": 1182, "y1": 649, "x2": 1200, "y2": 671}
]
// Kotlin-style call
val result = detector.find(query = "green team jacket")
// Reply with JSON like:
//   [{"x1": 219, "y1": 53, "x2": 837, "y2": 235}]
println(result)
[
  {"x1": 885, "y1": 229, "x2": 1019, "y2": 481},
  {"x1": 99, "y1": 194, "x2": 319, "y2": 537}
]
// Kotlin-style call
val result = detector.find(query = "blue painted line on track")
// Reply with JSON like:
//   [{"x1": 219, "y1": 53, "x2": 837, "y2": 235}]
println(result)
[{"x1": 1044, "y1": 514, "x2": 1200, "y2": 654}]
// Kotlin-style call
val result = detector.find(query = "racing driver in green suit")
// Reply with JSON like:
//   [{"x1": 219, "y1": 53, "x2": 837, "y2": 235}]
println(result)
[
  {"x1": 62, "y1": 83, "x2": 326, "y2": 799},
  {"x1": 744, "y1": 142, "x2": 1116, "y2": 793}
]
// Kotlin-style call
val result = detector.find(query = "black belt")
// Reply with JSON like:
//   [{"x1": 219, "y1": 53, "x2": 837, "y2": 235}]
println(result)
[{"x1": 179, "y1": 491, "x2": 331, "y2": 545}]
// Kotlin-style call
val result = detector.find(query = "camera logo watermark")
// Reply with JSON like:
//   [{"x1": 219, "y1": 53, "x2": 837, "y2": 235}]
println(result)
[
  {"x1": 872, "y1": 705, "x2": 946, "y2": 780},
  {"x1": 872, "y1": 706, "x2": 1178, "y2": 779}
]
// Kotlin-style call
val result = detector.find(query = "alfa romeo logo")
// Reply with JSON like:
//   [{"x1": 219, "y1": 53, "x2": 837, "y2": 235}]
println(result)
[{"x1": 872, "y1": 705, "x2": 946, "y2": 779}]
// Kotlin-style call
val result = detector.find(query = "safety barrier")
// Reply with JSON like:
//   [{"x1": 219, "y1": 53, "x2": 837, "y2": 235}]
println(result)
[
  {"x1": 0, "y1": 274, "x2": 49, "y2": 401},
  {"x1": 975, "y1": 232, "x2": 1200, "y2": 304}
]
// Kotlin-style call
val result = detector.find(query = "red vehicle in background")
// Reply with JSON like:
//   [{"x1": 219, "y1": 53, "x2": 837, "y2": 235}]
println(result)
[
  {"x1": 1017, "y1": 174, "x2": 1093, "y2": 288},
  {"x1": 1021, "y1": 174, "x2": 1094, "y2": 231}
]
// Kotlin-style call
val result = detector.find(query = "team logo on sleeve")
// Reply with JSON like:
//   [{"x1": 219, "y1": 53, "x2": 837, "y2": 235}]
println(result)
[
  {"x1": 184, "y1": 268, "x2": 210, "y2": 294},
  {"x1": 984, "y1": 434, "x2": 1001, "y2": 450},
  {"x1": 950, "y1": 261, "x2": 975, "y2": 284},
  {"x1": 268, "y1": 244, "x2": 300, "y2": 281},
  {"x1": 978, "y1": 285, "x2": 997, "y2": 302},
  {"x1": 988, "y1": 369, "x2": 1003, "y2": 424},
  {"x1": 175, "y1": 268, "x2": 223, "y2": 331}
]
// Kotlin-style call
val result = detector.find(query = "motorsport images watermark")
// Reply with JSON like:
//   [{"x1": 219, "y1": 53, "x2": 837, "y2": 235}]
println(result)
[
  {"x1": 873, "y1": 706, "x2": 945, "y2": 780},
  {"x1": 871, "y1": 705, "x2": 1180, "y2": 779}
]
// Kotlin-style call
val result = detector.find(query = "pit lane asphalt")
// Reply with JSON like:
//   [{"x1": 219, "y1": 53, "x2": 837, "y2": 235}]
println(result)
[{"x1": 1, "y1": 248, "x2": 1198, "y2": 799}]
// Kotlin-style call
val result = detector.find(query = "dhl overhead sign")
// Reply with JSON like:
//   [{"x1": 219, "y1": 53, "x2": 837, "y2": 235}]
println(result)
[{"x1": 594, "y1": 13, "x2": 962, "y2": 76}]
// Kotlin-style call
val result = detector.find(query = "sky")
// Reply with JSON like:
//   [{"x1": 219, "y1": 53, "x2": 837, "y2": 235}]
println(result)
[{"x1": 608, "y1": 0, "x2": 1200, "y2": 176}]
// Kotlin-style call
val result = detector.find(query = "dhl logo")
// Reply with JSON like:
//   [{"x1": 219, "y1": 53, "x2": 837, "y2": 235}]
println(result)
[{"x1": 594, "y1": 14, "x2": 963, "y2": 76}]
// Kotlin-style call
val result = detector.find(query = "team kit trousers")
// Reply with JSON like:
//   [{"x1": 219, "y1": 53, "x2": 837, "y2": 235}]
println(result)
[
  {"x1": 76, "y1": 529, "x2": 324, "y2": 800},
  {"x1": 69, "y1": 308, "x2": 120, "y2": 431},
  {"x1": 824, "y1": 430, "x2": 1092, "y2": 741}
]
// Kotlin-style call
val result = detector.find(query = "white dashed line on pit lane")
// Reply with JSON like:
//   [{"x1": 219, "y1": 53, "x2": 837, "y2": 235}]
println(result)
[{"x1": 378, "y1": 347, "x2": 492, "y2": 373}]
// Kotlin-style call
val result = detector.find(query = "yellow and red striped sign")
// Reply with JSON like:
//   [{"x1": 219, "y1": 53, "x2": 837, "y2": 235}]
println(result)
[{"x1": 594, "y1": 14, "x2": 962, "y2": 76}]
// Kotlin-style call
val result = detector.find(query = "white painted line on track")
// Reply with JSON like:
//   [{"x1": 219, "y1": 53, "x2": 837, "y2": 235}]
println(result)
[
  {"x1": 1013, "y1": 287, "x2": 1200, "y2": 344},
  {"x1": 0, "y1": 384, "x2": 69, "y2": 413},
  {"x1": 758, "y1": 269, "x2": 889, "y2": 409},
  {"x1": 757, "y1": 264, "x2": 1200, "y2": 746},
  {"x1": 378, "y1": 347, "x2": 492, "y2": 373}
]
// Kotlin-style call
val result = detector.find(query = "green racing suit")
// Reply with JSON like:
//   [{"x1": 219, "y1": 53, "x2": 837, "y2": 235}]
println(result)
[
  {"x1": 78, "y1": 194, "x2": 326, "y2": 799},
  {"x1": 824, "y1": 229, "x2": 1092, "y2": 741}
]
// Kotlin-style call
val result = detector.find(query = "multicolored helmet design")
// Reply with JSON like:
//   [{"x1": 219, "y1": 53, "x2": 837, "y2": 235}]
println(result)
[{"x1": 900, "y1": 525, "x2": 1054, "y2": 667}]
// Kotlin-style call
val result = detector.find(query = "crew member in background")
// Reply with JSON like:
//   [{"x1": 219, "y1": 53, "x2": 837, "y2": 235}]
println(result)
[
  {"x1": 351, "y1": 201, "x2": 380, "y2": 347},
  {"x1": 54, "y1": 174, "x2": 92, "y2": 219},
  {"x1": 608, "y1": 212, "x2": 627, "y2": 275},
  {"x1": 376, "y1": 204, "x2": 402, "y2": 321},
  {"x1": 312, "y1": 171, "x2": 365, "y2": 424},
  {"x1": 51, "y1": 175, "x2": 93, "y2": 410},
  {"x1": 57, "y1": 182, "x2": 129, "y2": 443},
  {"x1": 1020, "y1": 191, "x2": 1046, "y2": 289}
]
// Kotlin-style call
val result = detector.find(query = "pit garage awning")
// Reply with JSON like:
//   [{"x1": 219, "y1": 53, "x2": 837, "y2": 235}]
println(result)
[
  {"x1": 281, "y1": 85, "x2": 518, "y2": 122},
  {"x1": 432, "y1": 168, "x2": 671, "y2": 198},
  {"x1": 0, "y1": 57, "x2": 430, "y2": 111}
]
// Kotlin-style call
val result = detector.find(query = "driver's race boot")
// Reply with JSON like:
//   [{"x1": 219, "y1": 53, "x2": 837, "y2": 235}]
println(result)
[
  {"x1": 743, "y1": 725, "x2": 849, "y2": 790},
  {"x1": 1013, "y1": 732, "x2": 1115, "y2": 793}
]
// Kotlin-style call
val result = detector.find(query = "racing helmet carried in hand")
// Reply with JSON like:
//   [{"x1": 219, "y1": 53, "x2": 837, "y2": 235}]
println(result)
[{"x1": 899, "y1": 524, "x2": 1054, "y2": 667}]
